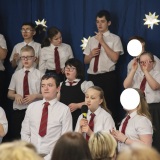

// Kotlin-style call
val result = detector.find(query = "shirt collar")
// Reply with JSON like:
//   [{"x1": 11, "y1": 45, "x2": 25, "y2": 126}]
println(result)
[
  {"x1": 23, "y1": 67, "x2": 34, "y2": 73},
  {"x1": 88, "y1": 106, "x2": 101, "y2": 116},
  {"x1": 103, "y1": 30, "x2": 110, "y2": 37},
  {"x1": 50, "y1": 44, "x2": 60, "y2": 49},
  {"x1": 128, "y1": 110, "x2": 137, "y2": 118},
  {"x1": 42, "y1": 98, "x2": 58, "y2": 107},
  {"x1": 65, "y1": 78, "x2": 80, "y2": 83},
  {"x1": 24, "y1": 40, "x2": 34, "y2": 46}
]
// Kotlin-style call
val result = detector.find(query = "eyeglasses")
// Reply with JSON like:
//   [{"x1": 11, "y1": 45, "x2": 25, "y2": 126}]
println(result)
[
  {"x1": 139, "y1": 60, "x2": 153, "y2": 65},
  {"x1": 20, "y1": 56, "x2": 34, "y2": 60},
  {"x1": 21, "y1": 29, "x2": 34, "y2": 33},
  {"x1": 64, "y1": 67, "x2": 76, "y2": 72}
]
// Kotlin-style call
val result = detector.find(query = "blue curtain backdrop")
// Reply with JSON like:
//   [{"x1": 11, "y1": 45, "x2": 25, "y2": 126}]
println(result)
[{"x1": 0, "y1": 0, "x2": 160, "y2": 139}]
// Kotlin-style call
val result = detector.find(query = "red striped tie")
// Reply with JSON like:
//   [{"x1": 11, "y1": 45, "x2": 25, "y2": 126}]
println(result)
[
  {"x1": 121, "y1": 115, "x2": 130, "y2": 134},
  {"x1": 39, "y1": 102, "x2": 50, "y2": 137},
  {"x1": 86, "y1": 113, "x2": 95, "y2": 141},
  {"x1": 23, "y1": 70, "x2": 29, "y2": 98},
  {"x1": 54, "y1": 47, "x2": 61, "y2": 74},
  {"x1": 93, "y1": 43, "x2": 101, "y2": 73}
]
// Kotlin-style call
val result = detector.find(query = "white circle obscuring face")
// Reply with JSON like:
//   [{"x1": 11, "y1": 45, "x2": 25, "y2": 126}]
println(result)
[
  {"x1": 127, "y1": 39, "x2": 142, "y2": 57},
  {"x1": 120, "y1": 88, "x2": 140, "y2": 110}
]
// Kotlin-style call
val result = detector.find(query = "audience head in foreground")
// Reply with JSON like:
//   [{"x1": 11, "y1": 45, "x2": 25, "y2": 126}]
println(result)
[
  {"x1": 89, "y1": 131, "x2": 117, "y2": 160},
  {"x1": 51, "y1": 132, "x2": 92, "y2": 160}
]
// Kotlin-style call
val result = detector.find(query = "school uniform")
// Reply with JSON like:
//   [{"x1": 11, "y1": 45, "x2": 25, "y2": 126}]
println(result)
[
  {"x1": 8, "y1": 67, "x2": 43, "y2": 139},
  {"x1": 21, "y1": 98, "x2": 72, "y2": 158},
  {"x1": 84, "y1": 30, "x2": 123, "y2": 124},
  {"x1": 118, "y1": 110, "x2": 153, "y2": 152},
  {"x1": 132, "y1": 69, "x2": 160, "y2": 151},
  {"x1": 0, "y1": 34, "x2": 7, "y2": 107},
  {"x1": 10, "y1": 41, "x2": 41, "y2": 71},
  {"x1": 75, "y1": 106, "x2": 115, "y2": 137},
  {"x1": 60, "y1": 79, "x2": 94, "y2": 129},
  {"x1": 39, "y1": 43, "x2": 73, "y2": 81}
]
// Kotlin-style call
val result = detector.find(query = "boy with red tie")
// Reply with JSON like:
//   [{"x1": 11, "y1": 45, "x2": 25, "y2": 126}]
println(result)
[{"x1": 8, "y1": 45, "x2": 43, "y2": 140}]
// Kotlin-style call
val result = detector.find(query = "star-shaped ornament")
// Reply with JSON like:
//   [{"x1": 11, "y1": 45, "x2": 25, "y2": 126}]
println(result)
[
  {"x1": 35, "y1": 19, "x2": 47, "y2": 28},
  {"x1": 143, "y1": 12, "x2": 160, "y2": 29},
  {"x1": 80, "y1": 36, "x2": 90, "y2": 50}
]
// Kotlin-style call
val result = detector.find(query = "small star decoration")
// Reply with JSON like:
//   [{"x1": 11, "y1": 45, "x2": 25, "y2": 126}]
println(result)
[
  {"x1": 143, "y1": 12, "x2": 160, "y2": 29},
  {"x1": 35, "y1": 19, "x2": 47, "y2": 31},
  {"x1": 80, "y1": 36, "x2": 90, "y2": 50}
]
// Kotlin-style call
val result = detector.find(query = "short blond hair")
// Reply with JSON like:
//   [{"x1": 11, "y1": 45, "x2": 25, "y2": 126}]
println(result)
[
  {"x1": 0, "y1": 141, "x2": 42, "y2": 160},
  {"x1": 88, "y1": 131, "x2": 117, "y2": 160},
  {"x1": 20, "y1": 45, "x2": 35, "y2": 56},
  {"x1": 117, "y1": 143, "x2": 160, "y2": 160}
]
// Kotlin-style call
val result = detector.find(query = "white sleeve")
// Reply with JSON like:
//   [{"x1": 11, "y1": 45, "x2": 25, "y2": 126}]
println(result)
[
  {"x1": 21, "y1": 106, "x2": 31, "y2": 142},
  {"x1": 39, "y1": 48, "x2": 46, "y2": 74},
  {"x1": 81, "y1": 81, "x2": 94, "y2": 93},
  {"x1": 0, "y1": 35, "x2": 7, "y2": 49},
  {"x1": 61, "y1": 108, "x2": 73, "y2": 134},
  {"x1": 136, "y1": 117, "x2": 153, "y2": 135}
]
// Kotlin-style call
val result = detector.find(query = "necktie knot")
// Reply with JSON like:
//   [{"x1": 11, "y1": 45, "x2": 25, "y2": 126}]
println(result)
[
  {"x1": 68, "y1": 81, "x2": 76, "y2": 86},
  {"x1": 55, "y1": 47, "x2": 58, "y2": 51},
  {"x1": 25, "y1": 70, "x2": 29, "y2": 74},
  {"x1": 90, "y1": 113, "x2": 95, "y2": 119},
  {"x1": 44, "y1": 102, "x2": 50, "y2": 108}
]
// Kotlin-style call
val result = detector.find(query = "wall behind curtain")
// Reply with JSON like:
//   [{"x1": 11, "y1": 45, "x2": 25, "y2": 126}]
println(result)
[{"x1": 0, "y1": 0, "x2": 160, "y2": 126}]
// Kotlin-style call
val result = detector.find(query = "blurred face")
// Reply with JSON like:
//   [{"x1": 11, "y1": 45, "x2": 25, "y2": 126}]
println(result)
[
  {"x1": 139, "y1": 54, "x2": 154, "y2": 72},
  {"x1": 85, "y1": 88, "x2": 103, "y2": 112},
  {"x1": 96, "y1": 16, "x2": 111, "y2": 33},
  {"x1": 21, "y1": 25, "x2": 35, "y2": 40},
  {"x1": 50, "y1": 32, "x2": 62, "y2": 46},
  {"x1": 21, "y1": 51, "x2": 36, "y2": 69},
  {"x1": 64, "y1": 65, "x2": 77, "y2": 81},
  {"x1": 41, "y1": 78, "x2": 59, "y2": 101}
]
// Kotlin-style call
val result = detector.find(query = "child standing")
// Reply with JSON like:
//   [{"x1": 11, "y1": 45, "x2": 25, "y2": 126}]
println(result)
[
  {"x1": 39, "y1": 26, "x2": 74, "y2": 81},
  {"x1": 8, "y1": 45, "x2": 43, "y2": 140},
  {"x1": 124, "y1": 52, "x2": 160, "y2": 151},
  {"x1": 10, "y1": 22, "x2": 41, "y2": 71},
  {"x1": 58, "y1": 58, "x2": 94, "y2": 129},
  {"x1": 75, "y1": 86, "x2": 115, "y2": 140}
]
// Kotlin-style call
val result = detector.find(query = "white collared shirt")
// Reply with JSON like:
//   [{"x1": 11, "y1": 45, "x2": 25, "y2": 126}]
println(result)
[
  {"x1": 8, "y1": 67, "x2": 43, "y2": 110},
  {"x1": 0, "y1": 34, "x2": 7, "y2": 71},
  {"x1": 118, "y1": 110, "x2": 153, "y2": 152},
  {"x1": 21, "y1": 98, "x2": 72, "y2": 155},
  {"x1": 60, "y1": 79, "x2": 94, "y2": 93},
  {"x1": 75, "y1": 106, "x2": 115, "y2": 135},
  {"x1": 10, "y1": 41, "x2": 41, "y2": 71},
  {"x1": 83, "y1": 30, "x2": 124, "y2": 74},
  {"x1": 39, "y1": 43, "x2": 74, "y2": 74},
  {"x1": 132, "y1": 70, "x2": 160, "y2": 103},
  {"x1": 0, "y1": 107, "x2": 8, "y2": 143},
  {"x1": 127, "y1": 55, "x2": 160, "y2": 73}
]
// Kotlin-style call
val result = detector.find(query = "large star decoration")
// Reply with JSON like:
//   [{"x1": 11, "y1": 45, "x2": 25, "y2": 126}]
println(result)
[
  {"x1": 80, "y1": 36, "x2": 90, "y2": 50},
  {"x1": 143, "y1": 12, "x2": 160, "y2": 29}
]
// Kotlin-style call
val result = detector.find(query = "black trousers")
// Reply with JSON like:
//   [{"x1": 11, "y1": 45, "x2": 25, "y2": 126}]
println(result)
[
  {"x1": 148, "y1": 103, "x2": 160, "y2": 152},
  {"x1": 0, "y1": 71, "x2": 6, "y2": 108},
  {"x1": 10, "y1": 109, "x2": 26, "y2": 140},
  {"x1": 88, "y1": 71, "x2": 119, "y2": 125}
]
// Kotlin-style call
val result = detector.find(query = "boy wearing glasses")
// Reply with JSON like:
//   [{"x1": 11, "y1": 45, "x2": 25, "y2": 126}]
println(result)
[
  {"x1": 8, "y1": 45, "x2": 43, "y2": 140},
  {"x1": 10, "y1": 22, "x2": 41, "y2": 71},
  {"x1": 58, "y1": 58, "x2": 93, "y2": 129}
]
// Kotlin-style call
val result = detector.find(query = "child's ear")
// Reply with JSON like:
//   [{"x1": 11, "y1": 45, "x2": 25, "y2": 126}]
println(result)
[
  {"x1": 108, "y1": 21, "x2": 111, "y2": 26},
  {"x1": 99, "y1": 99, "x2": 103, "y2": 105},
  {"x1": 34, "y1": 57, "x2": 37, "y2": 62},
  {"x1": 33, "y1": 30, "x2": 36, "y2": 36}
]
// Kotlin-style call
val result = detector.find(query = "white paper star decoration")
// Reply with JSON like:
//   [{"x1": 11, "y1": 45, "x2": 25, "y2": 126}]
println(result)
[
  {"x1": 143, "y1": 12, "x2": 160, "y2": 29},
  {"x1": 80, "y1": 36, "x2": 90, "y2": 50},
  {"x1": 35, "y1": 19, "x2": 47, "y2": 28}
]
